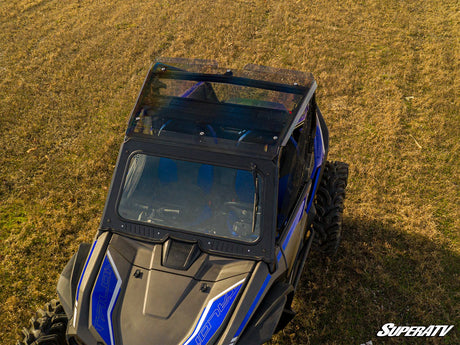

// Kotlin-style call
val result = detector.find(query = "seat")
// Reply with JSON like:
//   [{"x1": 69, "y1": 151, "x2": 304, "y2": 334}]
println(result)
[
  {"x1": 158, "y1": 158, "x2": 178, "y2": 185},
  {"x1": 235, "y1": 170, "x2": 254, "y2": 203},
  {"x1": 188, "y1": 164, "x2": 214, "y2": 226}
]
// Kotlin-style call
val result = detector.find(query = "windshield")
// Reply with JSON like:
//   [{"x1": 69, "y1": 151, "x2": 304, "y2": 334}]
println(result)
[{"x1": 118, "y1": 154, "x2": 262, "y2": 243}]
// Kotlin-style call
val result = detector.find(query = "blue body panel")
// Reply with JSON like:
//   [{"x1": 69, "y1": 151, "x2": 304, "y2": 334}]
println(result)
[
  {"x1": 76, "y1": 240, "x2": 97, "y2": 303},
  {"x1": 91, "y1": 252, "x2": 122, "y2": 345},
  {"x1": 183, "y1": 280, "x2": 245, "y2": 345},
  {"x1": 233, "y1": 275, "x2": 271, "y2": 338},
  {"x1": 313, "y1": 118, "x2": 325, "y2": 174}
]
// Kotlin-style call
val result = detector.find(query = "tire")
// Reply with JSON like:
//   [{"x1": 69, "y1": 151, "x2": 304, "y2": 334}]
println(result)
[
  {"x1": 17, "y1": 299, "x2": 68, "y2": 345},
  {"x1": 312, "y1": 161, "x2": 349, "y2": 256}
]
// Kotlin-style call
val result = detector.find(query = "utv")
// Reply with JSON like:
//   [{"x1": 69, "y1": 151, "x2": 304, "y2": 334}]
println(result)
[{"x1": 18, "y1": 58, "x2": 348, "y2": 345}]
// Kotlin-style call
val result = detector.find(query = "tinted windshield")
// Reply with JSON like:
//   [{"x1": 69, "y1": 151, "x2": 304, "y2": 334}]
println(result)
[{"x1": 118, "y1": 154, "x2": 262, "y2": 243}]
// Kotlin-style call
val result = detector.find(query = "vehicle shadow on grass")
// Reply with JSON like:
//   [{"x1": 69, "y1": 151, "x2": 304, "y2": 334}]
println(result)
[{"x1": 270, "y1": 216, "x2": 459, "y2": 345}]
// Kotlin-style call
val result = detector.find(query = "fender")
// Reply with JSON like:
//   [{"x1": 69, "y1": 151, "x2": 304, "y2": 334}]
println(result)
[
  {"x1": 236, "y1": 281, "x2": 294, "y2": 345},
  {"x1": 56, "y1": 243, "x2": 91, "y2": 317}
]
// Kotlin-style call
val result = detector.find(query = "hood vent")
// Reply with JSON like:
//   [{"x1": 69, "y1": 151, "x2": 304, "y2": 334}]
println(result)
[{"x1": 162, "y1": 239, "x2": 201, "y2": 270}]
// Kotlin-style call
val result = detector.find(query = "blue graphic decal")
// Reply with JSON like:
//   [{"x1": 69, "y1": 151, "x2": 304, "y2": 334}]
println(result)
[
  {"x1": 277, "y1": 250, "x2": 283, "y2": 262},
  {"x1": 76, "y1": 240, "x2": 97, "y2": 303},
  {"x1": 234, "y1": 274, "x2": 271, "y2": 338},
  {"x1": 312, "y1": 120, "x2": 325, "y2": 176},
  {"x1": 181, "y1": 82, "x2": 204, "y2": 98},
  {"x1": 297, "y1": 104, "x2": 308, "y2": 124},
  {"x1": 282, "y1": 198, "x2": 306, "y2": 251},
  {"x1": 183, "y1": 280, "x2": 245, "y2": 345},
  {"x1": 306, "y1": 167, "x2": 321, "y2": 214},
  {"x1": 91, "y1": 251, "x2": 121, "y2": 345}
]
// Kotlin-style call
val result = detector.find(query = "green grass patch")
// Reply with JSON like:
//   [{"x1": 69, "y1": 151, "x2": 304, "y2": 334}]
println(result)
[{"x1": 0, "y1": 204, "x2": 27, "y2": 240}]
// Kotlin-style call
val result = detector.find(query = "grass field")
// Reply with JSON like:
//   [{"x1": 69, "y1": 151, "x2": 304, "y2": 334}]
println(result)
[{"x1": 0, "y1": 0, "x2": 458, "y2": 344}]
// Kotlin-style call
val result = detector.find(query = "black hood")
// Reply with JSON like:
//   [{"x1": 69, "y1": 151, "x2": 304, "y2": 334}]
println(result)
[{"x1": 68, "y1": 233, "x2": 254, "y2": 345}]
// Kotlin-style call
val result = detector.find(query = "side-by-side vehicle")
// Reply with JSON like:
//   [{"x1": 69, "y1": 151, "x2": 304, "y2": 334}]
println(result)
[{"x1": 19, "y1": 58, "x2": 348, "y2": 345}]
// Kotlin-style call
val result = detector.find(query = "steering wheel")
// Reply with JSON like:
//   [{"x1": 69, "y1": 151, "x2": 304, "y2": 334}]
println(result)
[{"x1": 224, "y1": 201, "x2": 257, "y2": 240}]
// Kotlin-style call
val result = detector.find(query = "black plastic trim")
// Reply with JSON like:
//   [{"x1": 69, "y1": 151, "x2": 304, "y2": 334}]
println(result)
[{"x1": 56, "y1": 243, "x2": 91, "y2": 317}]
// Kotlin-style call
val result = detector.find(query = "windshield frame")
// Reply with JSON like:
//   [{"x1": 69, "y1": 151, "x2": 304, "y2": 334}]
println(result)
[{"x1": 99, "y1": 138, "x2": 277, "y2": 262}]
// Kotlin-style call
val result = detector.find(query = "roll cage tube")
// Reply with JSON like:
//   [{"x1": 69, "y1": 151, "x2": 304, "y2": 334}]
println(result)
[
  {"x1": 153, "y1": 66, "x2": 308, "y2": 95},
  {"x1": 252, "y1": 165, "x2": 260, "y2": 234}
]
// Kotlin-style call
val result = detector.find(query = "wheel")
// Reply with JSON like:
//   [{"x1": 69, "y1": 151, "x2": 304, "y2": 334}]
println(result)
[
  {"x1": 17, "y1": 299, "x2": 68, "y2": 345},
  {"x1": 313, "y1": 161, "x2": 349, "y2": 256}
]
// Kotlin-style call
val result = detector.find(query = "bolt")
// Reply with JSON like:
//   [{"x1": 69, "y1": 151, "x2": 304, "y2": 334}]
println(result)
[
  {"x1": 134, "y1": 269, "x2": 143, "y2": 279},
  {"x1": 200, "y1": 283, "x2": 210, "y2": 293}
]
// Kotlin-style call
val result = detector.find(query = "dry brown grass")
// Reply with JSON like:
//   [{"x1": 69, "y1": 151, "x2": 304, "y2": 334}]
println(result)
[{"x1": 0, "y1": 0, "x2": 458, "y2": 344}]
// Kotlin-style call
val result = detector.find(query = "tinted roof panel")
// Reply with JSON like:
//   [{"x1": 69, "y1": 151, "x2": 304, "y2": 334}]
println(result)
[
  {"x1": 156, "y1": 58, "x2": 314, "y2": 87},
  {"x1": 126, "y1": 59, "x2": 316, "y2": 154}
]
